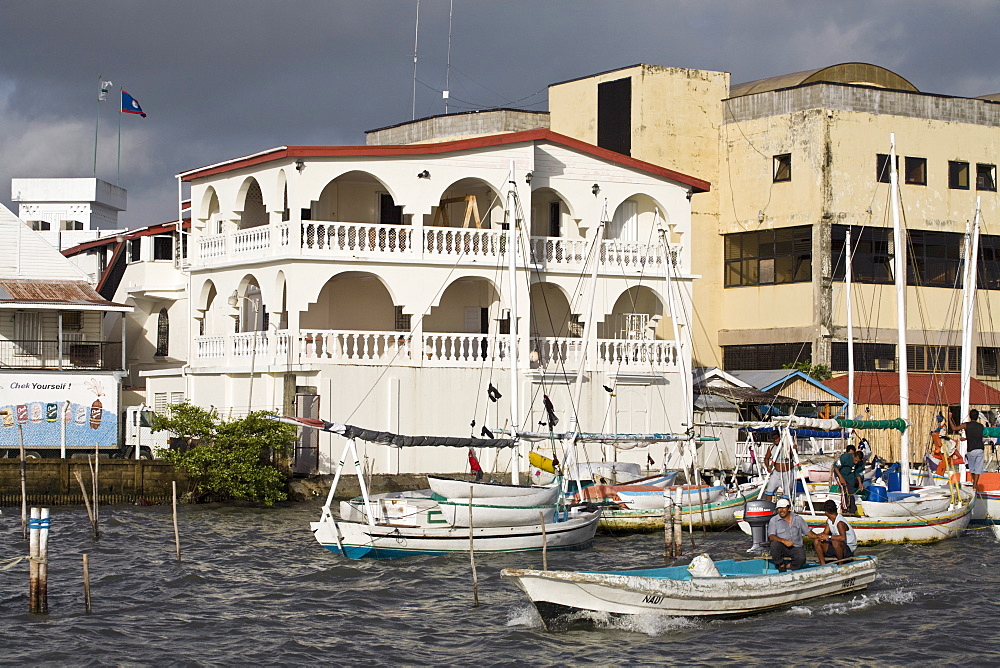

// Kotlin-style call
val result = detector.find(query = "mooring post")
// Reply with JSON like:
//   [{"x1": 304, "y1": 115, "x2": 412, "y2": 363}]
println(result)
[
  {"x1": 539, "y1": 511, "x2": 547, "y2": 571},
  {"x1": 673, "y1": 487, "x2": 683, "y2": 557},
  {"x1": 29, "y1": 507, "x2": 39, "y2": 612},
  {"x1": 469, "y1": 488, "x2": 478, "y2": 608},
  {"x1": 19, "y1": 424, "x2": 27, "y2": 540},
  {"x1": 172, "y1": 481, "x2": 181, "y2": 562},
  {"x1": 74, "y1": 470, "x2": 98, "y2": 540},
  {"x1": 38, "y1": 508, "x2": 49, "y2": 614},
  {"x1": 83, "y1": 553, "x2": 92, "y2": 613}
]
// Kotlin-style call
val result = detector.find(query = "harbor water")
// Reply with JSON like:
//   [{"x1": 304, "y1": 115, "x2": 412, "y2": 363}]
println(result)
[{"x1": 2, "y1": 501, "x2": 1000, "y2": 666}]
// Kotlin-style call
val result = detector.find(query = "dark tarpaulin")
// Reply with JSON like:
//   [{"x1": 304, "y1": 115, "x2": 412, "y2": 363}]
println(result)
[{"x1": 340, "y1": 424, "x2": 514, "y2": 449}]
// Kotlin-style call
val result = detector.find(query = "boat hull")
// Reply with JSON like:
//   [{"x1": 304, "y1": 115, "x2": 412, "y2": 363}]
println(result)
[
  {"x1": 427, "y1": 475, "x2": 551, "y2": 499},
  {"x1": 311, "y1": 509, "x2": 601, "y2": 559},
  {"x1": 502, "y1": 557, "x2": 877, "y2": 629},
  {"x1": 598, "y1": 488, "x2": 759, "y2": 532},
  {"x1": 614, "y1": 484, "x2": 726, "y2": 510},
  {"x1": 436, "y1": 486, "x2": 561, "y2": 528},
  {"x1": 737, "y1": 502, "x2": 972, "y2": 543}
]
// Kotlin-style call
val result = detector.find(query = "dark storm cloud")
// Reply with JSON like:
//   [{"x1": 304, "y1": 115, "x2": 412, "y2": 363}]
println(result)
[{"x1": 1, "y1": 0, "x2": 996, "y2": 227}]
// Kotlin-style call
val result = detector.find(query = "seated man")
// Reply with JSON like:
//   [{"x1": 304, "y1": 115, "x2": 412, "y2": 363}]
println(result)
[
  {"x1": 812, "y1": 499, "x2": 858, "y2": 565},
  {"x1": 834, "y1": 445, "x2": 865, "y2": 495},
  {"x1": 767, "y1": 498, "x2": 810, "y2": 572}
]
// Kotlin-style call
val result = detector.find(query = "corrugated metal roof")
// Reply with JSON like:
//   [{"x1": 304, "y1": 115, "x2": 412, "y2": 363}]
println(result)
[
  {"x1": 729, "y1": 63, "x2": 918, "y2": 98},
  {"x1": 0, "y1": 279, "x2": 126, "y2": 307},
  {"x1": 695, "y1": 384, "x2": 797, "y2": 405},
  {"x1": 824, "y1": 372, "x2": 1000, "y2": 406}
]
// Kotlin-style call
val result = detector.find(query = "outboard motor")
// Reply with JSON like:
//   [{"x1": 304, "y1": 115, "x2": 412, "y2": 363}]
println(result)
[{"x1": 743, "y1": 498, "x2": 776, "y2": 553}]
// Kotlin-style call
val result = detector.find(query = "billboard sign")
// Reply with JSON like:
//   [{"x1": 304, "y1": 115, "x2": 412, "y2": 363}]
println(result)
[{"x1": 0, "y1": 372, "x2": 119, "y2": 450}]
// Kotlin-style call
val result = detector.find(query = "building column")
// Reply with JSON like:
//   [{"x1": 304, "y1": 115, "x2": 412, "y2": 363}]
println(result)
[{"x1": 814, "y1": 213, "x2": 834, "y2": 368}]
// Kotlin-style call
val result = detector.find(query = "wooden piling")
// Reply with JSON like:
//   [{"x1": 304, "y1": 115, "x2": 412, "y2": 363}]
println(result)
[
  {"x1": 19, "y1": 424, "x2": 27, "y2": 541},
  {"x1": 539, "y1": 511, "x2": 547, "y2": 571},
  {"x1": 38, "y1": 508, "x2": 49, "y2": 614},
  {"x1": 29, "y1": 507, "x2": 38, "y2": 612},
  {"x1": 664, "y1": 494, "x2": 673, "y2": 562},
  {"x1": 74, "y1": 470, "x2": 99, "y2": 539},
  {"x1": 673, "y1": 488, "x2": 683, "y2": 557},
  {"x1": 82, "y1": 553, "x2": 92, "y2": 613},
  {"x1": 172, "y1": 481, "x2": 181, "y2": 562},
  {"x1": 469, "y1": 489, "x2": 478, "y2": 607}
]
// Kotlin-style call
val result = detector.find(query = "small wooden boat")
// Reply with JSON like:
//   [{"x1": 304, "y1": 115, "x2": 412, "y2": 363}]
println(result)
[
  {"x1": 857, "y1": 486, "x2": 953, "y2": 518},
  {"x1": 597, "y1": 485, "x2": 761, "y2": 532},
  {"x1": 613, "y1": 484, "x2": 726, "y2": 510},
  {"x1": 313, "y1": 505, "x2": 600, "y2": 559},
  {"x1": 502, "y1": 555, "x2": 878, "y2": 630},
  {"x1": 435, "y1": 486, "x2": 562, "y2": 528},
  {"x1": 427, "y1": 475, "x2": 551, "y2": 499}
]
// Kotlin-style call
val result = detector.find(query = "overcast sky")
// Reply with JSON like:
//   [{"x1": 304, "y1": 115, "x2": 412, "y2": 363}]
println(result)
[{"x1": 2, "y1": 0, "x2": 998, "y2": 228}]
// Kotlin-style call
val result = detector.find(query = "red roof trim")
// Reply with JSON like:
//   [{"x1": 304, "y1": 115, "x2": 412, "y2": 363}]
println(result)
[
  {"x1": 62, "y1": 220, "x2": 190, "y2": 257},
  {"x1": 178, "y1": 129, "x2": 711, "y2": 192}
]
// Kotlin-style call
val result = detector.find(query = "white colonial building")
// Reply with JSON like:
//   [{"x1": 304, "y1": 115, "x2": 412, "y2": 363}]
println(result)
[{"x1": 150, "y1": 129, "x2": 709, "y2": 476}]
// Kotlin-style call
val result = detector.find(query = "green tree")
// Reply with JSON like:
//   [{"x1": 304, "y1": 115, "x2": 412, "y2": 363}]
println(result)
[
  {"x1": 782, "y1": 360, "x2": 833, "y2": 381},
  {"x1": 152, "y1": 403, "x2": 296, "y2": 505}
]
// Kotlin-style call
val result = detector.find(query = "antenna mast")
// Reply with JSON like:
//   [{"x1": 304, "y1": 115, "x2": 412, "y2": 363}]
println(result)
[
  {"x1": 445, "y1": 0, "x2": 453, "y2": 114},
  {"x1": 411, "y1": 0, "x2": 420, "y2": 120}
]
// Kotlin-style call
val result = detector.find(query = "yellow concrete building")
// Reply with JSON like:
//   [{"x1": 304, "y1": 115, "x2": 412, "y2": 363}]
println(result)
[{"x1": 548, "y1": 63, "x2": 1000, "y2": 391}]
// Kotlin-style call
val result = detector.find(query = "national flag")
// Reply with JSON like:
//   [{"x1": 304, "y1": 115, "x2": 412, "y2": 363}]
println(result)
[
  {"x1": 98, "y1": 80, "x2": 113, "y2": 101},
  {"x1": 121, "y1": 90, "x2": 146, "y2": 117}
]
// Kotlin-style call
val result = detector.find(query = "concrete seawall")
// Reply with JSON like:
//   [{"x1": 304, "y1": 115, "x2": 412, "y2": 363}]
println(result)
[{"x1": 0, "y1": 461, "x2": 471, "y2": 506}]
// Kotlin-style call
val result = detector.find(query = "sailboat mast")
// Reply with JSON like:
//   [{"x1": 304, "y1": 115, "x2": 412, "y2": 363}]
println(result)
[
  {"x1": 846, "y1": 226, "x2": 855, "y2": 421},
  {"x1": 889, "y1": 134, "x2": 910, "y2": 492},
  {"x1": 960, "y1": 198, "x2": 982, "y2": 429},
  {"x1": 506, "y1": 162, "x2": 521, "y2": 484}
]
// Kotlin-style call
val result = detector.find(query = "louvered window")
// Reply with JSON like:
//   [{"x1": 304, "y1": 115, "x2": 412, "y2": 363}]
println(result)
[
  {"x1": 13, "y1": 312, "x2": 41, "y2": 355},
  {"x1": 724, "y1": 226, "x2": 812, "y2": 287}
]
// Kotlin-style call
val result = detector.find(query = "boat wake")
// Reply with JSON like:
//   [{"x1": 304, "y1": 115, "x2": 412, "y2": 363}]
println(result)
[
  {"x1": 505, "y1": 604, "x2": 698, "y2": 635},
  {"x1": 786, "y1": 588, "x2": 915, "y2": 616}
]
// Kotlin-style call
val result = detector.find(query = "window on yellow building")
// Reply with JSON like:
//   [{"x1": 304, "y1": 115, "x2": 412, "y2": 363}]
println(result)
[
  {"x1": 773, "y1": 154, "x2": 791, "y2": 182},
  {"x1": 722, "y1": 342, "x2": 811, "y2": 372},
  {"x1": 876, "y1": 154, "x2": 898, "y2": 183},
  {"x1": 725, "y1": 226, "x2": 811, "y2": 287},
  {"x1": 907, "y1": 229, "x2": 962, "y2": 288},
  {"x1": 977, "y1": 163, "x2": 996, "y2": 191},
  {"x1": 832, "y1": 225, "x2": 894, "y2": 284},
  {"x1": 904, "y1": 157, "x2": 927, "y2": 185},
  {"x1": 907, "y1": 345, "x2": 960, "y2": 373},
  {"x1": 949, "y1": 161, "x2": 970, "y2": 189}
]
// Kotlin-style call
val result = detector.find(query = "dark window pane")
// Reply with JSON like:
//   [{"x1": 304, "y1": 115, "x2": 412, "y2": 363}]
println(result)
[
  {"x1": 723, "y1": 342, "x2": 812, "y2": 371},
  {"x1": 904, "y1": 156, "x2": 926, "y2": 185},
  {"x1": 949, "y1": 161, "x2": 970, "y2": 189},
  {"x1": 773, "y1": 154, "x2": 791, "y2": 182},
  {"x1": 598, "y1": 77, "x2": 631, "y2": 156},
  {"x1": 977, "y1": 164, "x2": 997, "y2": 192}
]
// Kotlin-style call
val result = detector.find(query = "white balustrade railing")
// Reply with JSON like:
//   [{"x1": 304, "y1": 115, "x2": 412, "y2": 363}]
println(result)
[
  {"x1": 232, "y1": 226, "x2": 270, "y2": 255},
  {"x1": 193, "y1": 330, "x2": 679, "y2": 371},
  {"x1": 301, "y1": 222, "x2": 414, "y2": 255},
  {"x1": 231, "y1": 331, "x2": 270, "y2": 358},
  {"x1": 530, "y1": 337, "x2": 585, "y2": 368},
  {"x1": 195, "y1": 336, "x2": 226, "y2": 359},
  {"x1": 422, "y1": 334, "x2": 512, "y2": 364},
  {"x1": 529, "y1": 237, "x2": 683, "y2": 273},
  {"x1": 596, "y1": 339, "x2": 678, "y2": 369},
  {"x1": 424, "y1": 227, "x2": 505, "y2": 258},
  {"x1": 198, "y1": 235, "x2": 226, "y2": 261},
  {"x1": 298, "y1": 330, "x2": 414, "y2": 363}
]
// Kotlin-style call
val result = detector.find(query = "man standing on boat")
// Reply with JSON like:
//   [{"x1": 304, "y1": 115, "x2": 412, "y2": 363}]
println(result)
[
  {"x1": 813, "y1": 499, "x2": 857, "y2": 565},
  {"x1": 763, "y1": 429, "x2": 796, "y2": 503},
  {"x1": 951, "y1": 409, "x2": 986, "y2": 488},
  {"x1": 767, "y1": 498, "x2": 810, "y2": 572}
]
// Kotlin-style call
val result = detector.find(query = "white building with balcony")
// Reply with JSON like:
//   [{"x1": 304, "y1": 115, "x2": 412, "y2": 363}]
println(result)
[{"x1": 153, "y1": 129, "x2": 709, "y2": 475}]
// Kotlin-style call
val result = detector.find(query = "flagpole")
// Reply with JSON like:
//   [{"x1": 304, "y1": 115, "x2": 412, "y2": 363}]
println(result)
[
  {"x1": 94, "y1": 76, "x2": 101, "y2": 176},
  {"x1": 117, "y1": 89, "x2": 122, "y2": 186}
]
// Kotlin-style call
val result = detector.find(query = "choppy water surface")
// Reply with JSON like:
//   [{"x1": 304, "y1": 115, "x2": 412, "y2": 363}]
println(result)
[{"x1": 2, "y1": 501, "x2": 999, "y2": 666}]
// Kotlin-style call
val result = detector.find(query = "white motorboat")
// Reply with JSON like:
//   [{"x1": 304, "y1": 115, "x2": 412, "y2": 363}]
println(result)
[{"x1": 502, "y1": 555, "x2": 877, "y2": 630}]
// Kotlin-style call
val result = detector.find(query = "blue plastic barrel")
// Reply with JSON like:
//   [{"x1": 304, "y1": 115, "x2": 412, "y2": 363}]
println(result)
[
  {"x1": 868, "y1": 485, "x2": 888, "y2": 503},
  {"x1": 886, "y1": 471, "x2": 902, "y2": 492},
  {"x1": 887, "y1": 491, "x2": 916, "y2": 502}
]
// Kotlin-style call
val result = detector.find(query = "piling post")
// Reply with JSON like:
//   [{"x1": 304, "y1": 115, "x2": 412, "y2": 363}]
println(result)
[
  {"x1": 29, "y1": 507, "x2": 39, "y2": 612},
  {"x1": 83, "y1": 553, "x2": 92, "y2": 613},
  {"x1": 673, "y1": 487, "x2": 683, "y2": 557},
  {"x1": 469, "y1": 488, "x2": 478, "y2": 607},
  {"x1": 19, "y1": 423, "x2": 27, "y2": 540},
  {"x1": 172, "y1": 481, "x2": 181, "y2": 562},
  {"x1": 74, "y1": 470, "x2": 99, "y2": 539},
  {"x1": 539, "y1": 511, "x2": 547, "y2": 571},
  {"x1": 38, "y1": 508, "x2": 49, "y2": 614}
]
